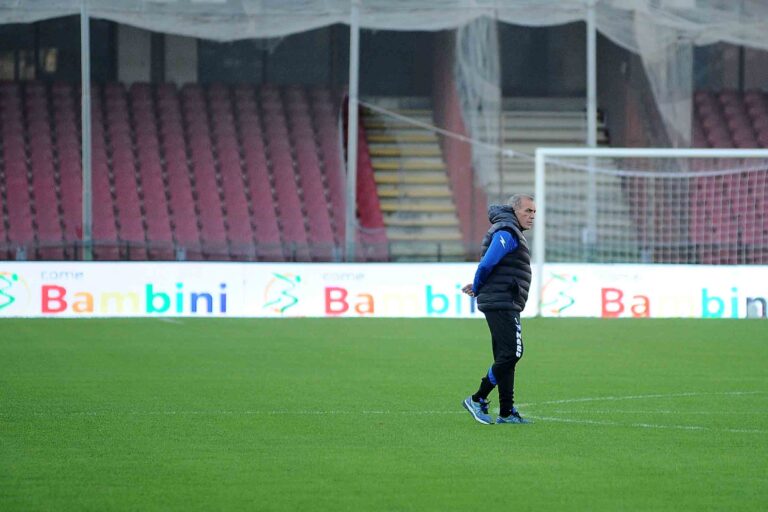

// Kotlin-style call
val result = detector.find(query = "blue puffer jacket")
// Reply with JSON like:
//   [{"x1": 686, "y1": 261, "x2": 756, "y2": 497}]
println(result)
[{"x1": 476, "y1": 205, "x2": 531, "y2": 313}]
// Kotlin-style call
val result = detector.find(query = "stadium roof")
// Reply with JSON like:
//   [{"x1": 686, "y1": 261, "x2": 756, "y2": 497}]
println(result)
[{"x1": 0, "y1": 0, "x2": 767, "y2": 51}]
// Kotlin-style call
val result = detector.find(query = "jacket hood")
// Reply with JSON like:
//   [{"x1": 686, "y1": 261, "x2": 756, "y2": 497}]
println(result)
[{"x1": 487, "y1": 204, "x2": 523, "y2": 230}]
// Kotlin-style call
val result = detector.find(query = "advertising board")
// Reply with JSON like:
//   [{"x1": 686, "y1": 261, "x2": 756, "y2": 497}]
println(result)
[{"x1": 1, "y1": 262, "x2": 765, "y2": 319}]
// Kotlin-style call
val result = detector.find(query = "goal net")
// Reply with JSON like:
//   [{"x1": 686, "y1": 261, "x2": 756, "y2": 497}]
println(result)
[{"x1": 533, "y1": 148, "x2": 768, "y2": 266}]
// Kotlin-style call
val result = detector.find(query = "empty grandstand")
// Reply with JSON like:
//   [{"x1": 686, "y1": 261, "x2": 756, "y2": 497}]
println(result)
[{"x1": 0, "y1": 4, "x2": 767, "y2": 265}]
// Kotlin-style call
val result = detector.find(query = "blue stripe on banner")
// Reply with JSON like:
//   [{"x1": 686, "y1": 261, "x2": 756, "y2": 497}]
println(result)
[{"x1": 487, "y1": 367, "x2": 497, "y2": 385}]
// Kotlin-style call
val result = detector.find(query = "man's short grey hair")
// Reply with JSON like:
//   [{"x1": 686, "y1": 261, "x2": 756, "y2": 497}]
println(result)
[{"x1": 506, "y1": 194, "x2": 534, "y2": 209}]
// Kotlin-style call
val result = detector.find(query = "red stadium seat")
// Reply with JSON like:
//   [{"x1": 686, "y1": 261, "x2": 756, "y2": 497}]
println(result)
[{"x1": 0, "y1": 81, "x2": 360, "y2": 262}]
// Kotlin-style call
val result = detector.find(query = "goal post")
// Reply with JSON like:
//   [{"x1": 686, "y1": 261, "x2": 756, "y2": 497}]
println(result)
[{"x1": 533, "y1": 147, "x2": 768, "y2": 315}]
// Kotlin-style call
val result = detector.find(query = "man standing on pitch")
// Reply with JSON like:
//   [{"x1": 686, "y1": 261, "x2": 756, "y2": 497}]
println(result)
[{"x1": 461, "y1": 194, "x2": 536, "y2": 425}]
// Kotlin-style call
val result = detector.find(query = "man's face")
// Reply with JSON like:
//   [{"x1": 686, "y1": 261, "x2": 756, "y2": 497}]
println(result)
[{"x1": 514, "y1": 198, "x2": 536, "y2": 230}]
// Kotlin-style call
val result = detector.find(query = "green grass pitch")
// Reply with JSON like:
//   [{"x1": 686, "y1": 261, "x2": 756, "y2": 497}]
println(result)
[{"x1": 1, "y1": 318, "x2": 766, "y2": 511}]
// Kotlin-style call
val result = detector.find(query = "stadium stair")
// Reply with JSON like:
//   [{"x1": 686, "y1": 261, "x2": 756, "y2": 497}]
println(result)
[
  {"x1": 361, "y1": 97, "x2": 465, "y2": 261},
  {"x1": 497, "y1": 97, "x2": 610, "y2": 196},
  {"x1": 494, "y1": 97, "x2": 637, "y2": 262}
]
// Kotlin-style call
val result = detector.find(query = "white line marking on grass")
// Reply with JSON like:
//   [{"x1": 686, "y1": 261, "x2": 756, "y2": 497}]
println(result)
[
  {"x1": 518, "y1": 390, "x2": 765, "y2": 408},
  {"x1": 7, "y1": 407, "x2": 764, "y2": 434},
  {"x1": 2, "y1": 409, "x2": 465, "y2": 417},
  {"x1": 175, "y1": 410, "x2": 462, "y2": 416},
  {"x1": 526, "y1": 415, "x2": 767, "y2": 434},
  {"x1": 518, "y1": 391, "x2": 768, "y2": 434},
  {"x1": 157, "y1": 318, "x2": 184, "y2": 325},
  {"x1": 550, "y1": 409, "x2": 767, "y2": 415},
  {"x1": 5, "y1": 392, "x2": 765, "y2": 435}
]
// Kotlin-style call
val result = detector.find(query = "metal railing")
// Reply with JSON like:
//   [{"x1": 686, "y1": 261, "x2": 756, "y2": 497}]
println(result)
[{"x1": 0, "y1": 240, "x2": 479, "y2": 263}]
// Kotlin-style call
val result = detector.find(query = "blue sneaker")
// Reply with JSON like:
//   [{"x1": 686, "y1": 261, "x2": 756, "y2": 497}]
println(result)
[
  {"x1": 495, "y1": 407, "x2": 532, "y2": 424},
  {"x1": 462, "y1": 396, "x2": 492, "y2": 425}
]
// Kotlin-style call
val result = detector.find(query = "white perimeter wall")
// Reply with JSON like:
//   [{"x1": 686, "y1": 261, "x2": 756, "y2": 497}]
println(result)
[
  {"x1": 0, "y1": 263, "x2": 766, "y2": 319},
  {"x1": 117, "y1": 24, "x2": 151, "y2": 83},
  {"x1": 165, "y1": 34, "x2": 197, "y2": 84},
  {"x1": 117, "y1": 24, "x2": 197, "y2": 85}
]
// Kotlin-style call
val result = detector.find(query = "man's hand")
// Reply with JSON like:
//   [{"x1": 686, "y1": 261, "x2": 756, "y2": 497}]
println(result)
[{"x1": 461, "y1": 283, "x2": 475, "y2": 297}]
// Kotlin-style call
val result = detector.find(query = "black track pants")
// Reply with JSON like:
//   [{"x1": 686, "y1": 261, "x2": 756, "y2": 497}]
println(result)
[{"x1": 474, "y1": 309, "x2": 523, "y2": 417}]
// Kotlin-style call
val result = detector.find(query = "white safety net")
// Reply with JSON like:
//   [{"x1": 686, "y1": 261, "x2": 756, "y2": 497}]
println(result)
[
  {"x1": 2, "y1": 1, "x2": 768, "y2": 154},
  {"x1": 455, "y1": 15, "x2": 501, "y2": 190}
]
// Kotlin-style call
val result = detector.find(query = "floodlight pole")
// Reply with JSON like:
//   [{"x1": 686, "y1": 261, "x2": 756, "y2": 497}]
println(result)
[
  {"x1": 344, "y1": 1, "x2": 361, "y2": 262},
  {"x1": 585, "y1": 0, "x2": 598, "y2": 260},
  {"x1": 80, "y1": 1, "x2": 93, "y2": 261}
]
